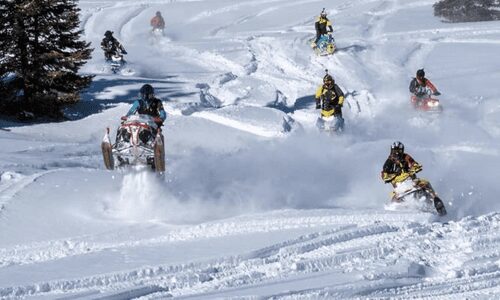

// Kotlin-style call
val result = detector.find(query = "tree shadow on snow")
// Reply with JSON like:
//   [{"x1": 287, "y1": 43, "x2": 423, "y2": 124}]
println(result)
[{"x1": 65, "y1": 76, "x2": 195, "y2": 121}]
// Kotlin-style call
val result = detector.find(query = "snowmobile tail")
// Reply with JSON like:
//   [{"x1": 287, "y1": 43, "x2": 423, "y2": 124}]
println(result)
[
  {"x1": 433, "y1": 197, "x2": 447, "y2": 216},
  {"x1": 153, "y1": 130, "x2": 165, "y2": 173},
  {"x1": 387, "y1": 177, "x2": 447, "y2": 216},
  {"x1": 101, "y1": 128, "x2": 115, "y2": 170}
]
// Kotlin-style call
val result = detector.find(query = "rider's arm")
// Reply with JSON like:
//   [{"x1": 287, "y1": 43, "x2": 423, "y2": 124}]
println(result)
[
  {"x1": 334, "y1": 84, "x2": 345, "y2": 106},
  {"x1": 118, "y1": 42, "x2": 126, "y2": 52},
  {"x1": 315, "y1": 86, "x2": 323, "y2": 108},
  {"x1": 327, "y1": 20, "x2": 333, "y2": 32},
  {"x1": 405, "y1": 154, "x2": 422, "y2": 175},
  {"x1": 157, "y1": 101, "x2": 167, "y2": 121},
  {"x1": 381, "y1": 159, "x2": 396, "y2": 183},
  {"x1": 126, "y1": 100, "x2": 140, "y2": 117},
  {"x1": 409, "y1": 78, "x2": 417, "y2": 94},
  {"x1": 425, "y1": 79, "x2": 438, "y2": 93},
  {"x1": 315, "y1": 21, "x2": 321, "y2": 36}
]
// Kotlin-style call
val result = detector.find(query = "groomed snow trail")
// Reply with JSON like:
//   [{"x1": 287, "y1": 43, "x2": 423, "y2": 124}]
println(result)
[{"x1": 1, "y1": 0, "x2": 500, "y2": 299}]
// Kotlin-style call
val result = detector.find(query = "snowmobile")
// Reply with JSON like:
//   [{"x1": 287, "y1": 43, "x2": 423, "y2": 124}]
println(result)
[
  {"x1": 386, "y1": 177, "x2": 447, "y2": 216},
  {"x1": 316, "y1": 114, "x2": 344, "y2": 134},
  {"x1": 312, "y1": 33, "x2": 336, "y2": 56},
  {"x1": 107, "y1": 50, "x2": 127, "y2": 74},
  {"x1": 410, "y1": 88, "x2": 442, "y2": 113},
  {"x1": 102, "y1": 46, "x2": 134, "y2": 75},
  {"x1": 101, "y1": 114, "x2": 165, "y2": 173},
  {"x1": 151, "y1": 27, "x2": 164, "y2": 37}
]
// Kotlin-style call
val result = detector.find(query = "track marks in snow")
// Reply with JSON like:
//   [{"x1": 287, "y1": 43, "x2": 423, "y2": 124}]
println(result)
[
  {"x1": 118, "y1": 4, "x2": 150, "y2": 40},
  {"x1": 0, "y1": 213, "x2": 500, "y2": 299},
  {"x1": 5, "y1": 213, "x2": 500, "y2": 299},
  {"x1": 0, "y1": 171, "x2": 52, "y2": 215}
]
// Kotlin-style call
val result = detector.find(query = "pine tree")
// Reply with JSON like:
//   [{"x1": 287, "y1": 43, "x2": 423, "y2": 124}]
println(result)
[
  {"x1": 434, "y1": 0, "x2": 500, "y2": 23},
  {"x1": 0, "y1": 0, "x2": 93, "y2": 119}
]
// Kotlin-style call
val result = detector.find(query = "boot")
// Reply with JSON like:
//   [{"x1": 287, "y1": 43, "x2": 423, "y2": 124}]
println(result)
[{"x1": 433, "y1": 197, "x2": 447, "y2": 216}]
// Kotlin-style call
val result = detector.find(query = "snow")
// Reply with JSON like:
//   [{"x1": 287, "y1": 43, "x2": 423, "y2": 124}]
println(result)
[{"x1": 1, "y1": 0, "x2": 500, "y2": 298}]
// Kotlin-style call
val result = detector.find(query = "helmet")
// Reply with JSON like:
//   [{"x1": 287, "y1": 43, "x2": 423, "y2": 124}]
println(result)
[
  {"x1": 140, "y1": 84, "x2": 154, "y2": 100},
  {"x1": 391, "y1": 141, "x2": 404, "y2": 153},
  {"x1": 416, "y1": 69, "x2": 425, "y2": 79},
  {"x1": 104, "y1": 30, "x2": 113, "y2": 37},
  {"x1": 323, "y1": 74, "x2": 334, "y2": 89},
  {"x1": 320, "y1": 8, "x2": 327, "y2": 18},
  {"x1": 156, "y1": 11, "x2": 161, "y2": 16}
]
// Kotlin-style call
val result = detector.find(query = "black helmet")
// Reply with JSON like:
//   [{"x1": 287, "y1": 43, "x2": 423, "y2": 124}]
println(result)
[
  {"x1": 323, "y1": 72, "x2": 334, "y2": 89},
  {"x1": 416, "y1": 69, "x2": 425, "y2": 78},
  {"x1": 105, "y1": 30, "x2": 113, "y2": 37},
  {"x1": 391, "y1": 141, "x2": 404, "y2": 153},
  {"x1": 156, "y1": 11, "x2": 161, "y2": 16},
  {"x1": 140, "y1": 84, "x2": 154, "y2": 100}
]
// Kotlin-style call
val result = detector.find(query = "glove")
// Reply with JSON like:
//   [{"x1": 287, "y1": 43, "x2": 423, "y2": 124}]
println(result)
[
  {"x1": 153, "y1": 117, "x2": 163, "y2": 124},
  {"x1": 120, "y1": 116, "x2": 128, "y2": 121},
  {"x1": 316, "y1": 103, "x2": 321, "y2": 109},
  {"x1": 122, "y1": 50, "x2": 127, "y2": 54},
  {"x1": 433, "y1": 91, "x2": 441, "y2": 96}
]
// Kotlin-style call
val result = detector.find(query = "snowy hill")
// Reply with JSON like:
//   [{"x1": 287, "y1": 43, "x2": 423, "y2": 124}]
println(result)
[{"x1": 1, "y1": 0, "x2": 500, "y2": 298}]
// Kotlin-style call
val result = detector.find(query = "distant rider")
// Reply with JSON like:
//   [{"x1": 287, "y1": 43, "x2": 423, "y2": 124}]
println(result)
[
  {"x1": 100, "y1": 31, "x2": 127, "y2": 61},
  {"x1": 381, "y1": 141, "x2": 446, "y2": 215},
  {"x1": 150, "y1": 11, "x2": 166, "y2": 31},
  {"x1": 409, "y1": 69, "x2": 441, "y2": 97},
  {"x1": 312, "y1": 9, "x2": 333, "y2": 48},
  {"x1": 315, "y1": 71, "x2": 345, "y2": 120}
]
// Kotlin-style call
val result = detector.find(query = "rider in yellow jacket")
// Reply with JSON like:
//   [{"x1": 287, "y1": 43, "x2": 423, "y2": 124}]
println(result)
[
  {"x1": 381, "y1": 141, "x2": 446, "y2": 215},
  {"x1": 313, "y1": 9, "x2": 333, "y2": 48},
  {"x1": 315, "y1": 73, "x2": 344, "y2": 118}
]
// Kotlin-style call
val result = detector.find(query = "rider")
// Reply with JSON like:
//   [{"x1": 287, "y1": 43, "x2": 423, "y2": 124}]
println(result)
[
  {"x1": 117, "y1": 84, "x2": 166, "y2": 144},
  {"x1": 381, "y1": 141, "x2": 446, "y2": 215},
  {"x1": 315, "y1": 71, "x2": 345, "y2": 120},
  {"x1": 312, "y1": 8, "x2": 333, "y2": 48},
  {"x1": 125, "y1": 84, "x2": 166, "y2": 124},
  {"x1": 409, "y1": 69, "x2": 441, "y2": 97},
  {"x1": 150, "y1": 11, "x2": 166, "y2": 31},
  {"x1": 100, "y1": 30, "x2": 127, "y2": 61}
]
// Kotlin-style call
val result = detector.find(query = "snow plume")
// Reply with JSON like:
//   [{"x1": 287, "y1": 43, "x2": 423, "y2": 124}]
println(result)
[
  {"x1": 107, "y1": 169, "x2": 168, "y2": 222},
  {"x1": 162, "y1": 132, "x2": 387, "y2": 223}
]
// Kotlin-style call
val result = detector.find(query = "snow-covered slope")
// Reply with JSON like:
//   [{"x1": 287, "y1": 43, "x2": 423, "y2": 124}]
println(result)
[{"x1": 1, "y1": 0, "x2": 500, "y2": 298}]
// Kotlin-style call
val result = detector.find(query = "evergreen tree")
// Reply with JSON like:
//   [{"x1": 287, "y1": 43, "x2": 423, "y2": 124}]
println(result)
[
  {"x1": 434, "y1": 0, "x2": 500, "y2": 23},
  {"x1": 0, "y1": 0, "x2": 93, "y2": 119}
]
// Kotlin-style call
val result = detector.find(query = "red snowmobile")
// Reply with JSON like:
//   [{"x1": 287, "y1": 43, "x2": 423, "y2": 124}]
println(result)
[{"x1": 410, "y1": 89, "x2": 442, "y2": 113}]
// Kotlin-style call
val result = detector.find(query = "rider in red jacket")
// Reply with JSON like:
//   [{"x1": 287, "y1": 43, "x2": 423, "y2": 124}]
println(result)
[
  {"x1": 150, "y1": 11, "x2": 165, "y2": 31},
  {"x1": 409, "y1": 69, "x2": 441, "y2": 97}
]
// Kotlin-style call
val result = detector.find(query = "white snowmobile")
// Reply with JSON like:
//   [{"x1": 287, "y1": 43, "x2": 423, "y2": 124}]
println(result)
[
  {"x1": 316, "y1": 115, "x2": 344, "y2": 134},
  {"x1": 107, "y1": 50, "x2": 126, "y2": 74},
  {"x1": 151, "y1": 28, "x2": 164, "y2": 37},
  {"x1": 101, "y1": 114, "x2": 165, "y2": 173},
  {"x1": 103, "y1": 49, "x2": 135, "y2": 76},
  {"x1": 386, "y1": 177, "x2": 447, "y2": 216}
]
